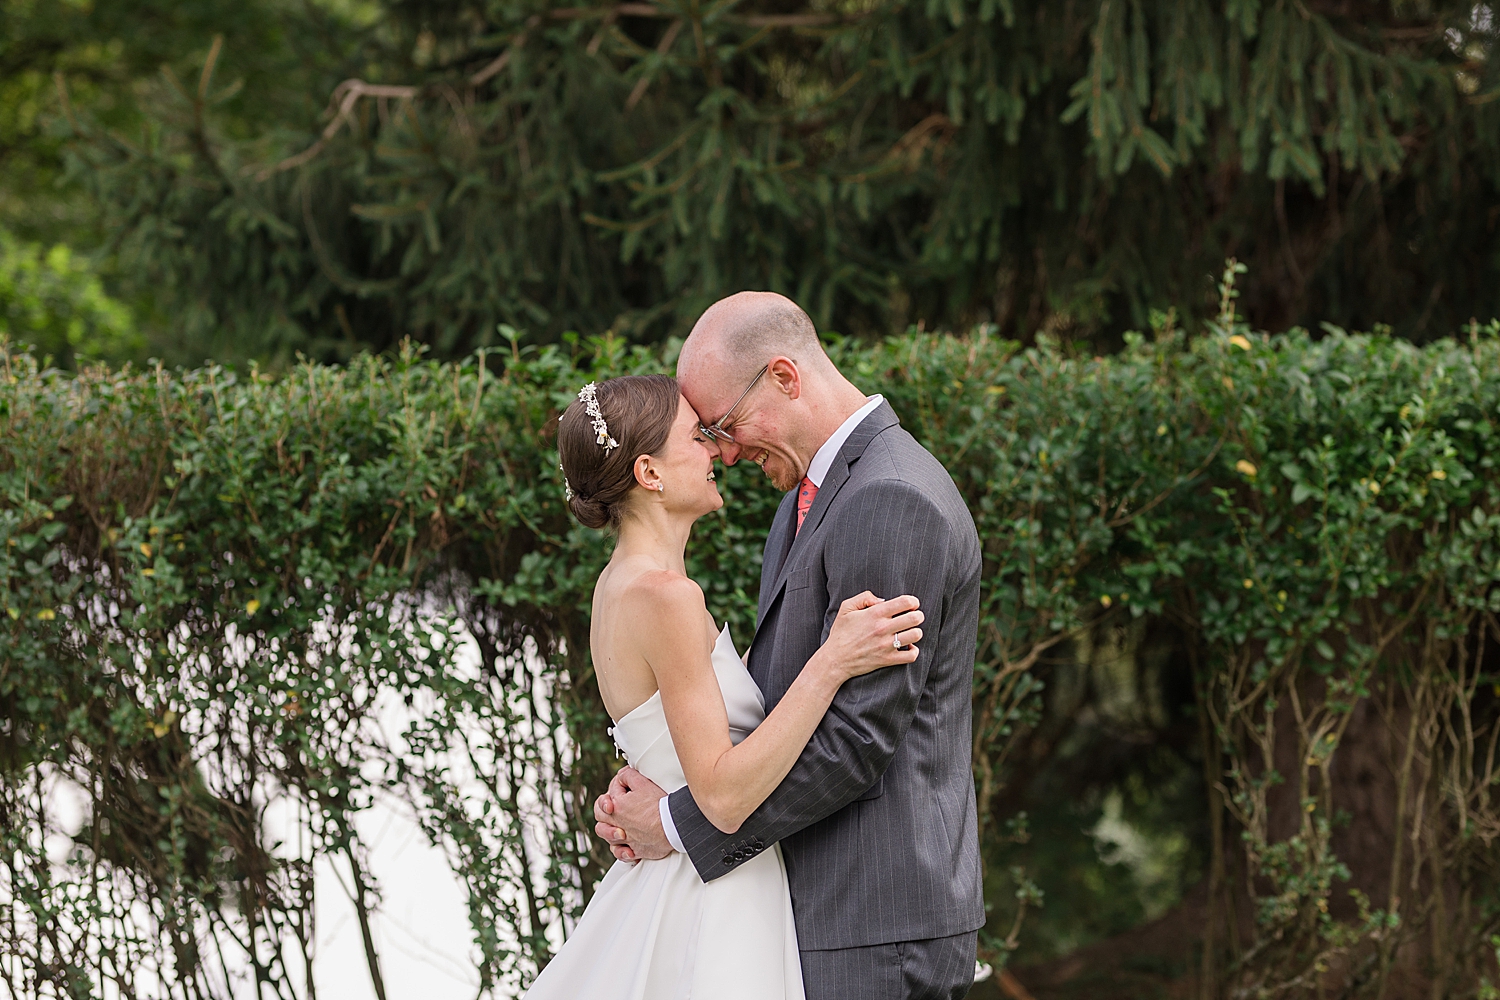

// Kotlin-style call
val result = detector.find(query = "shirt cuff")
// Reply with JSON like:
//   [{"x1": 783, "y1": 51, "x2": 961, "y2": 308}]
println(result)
[{"x1": 659, "y1": 795, "x2": 685, "y2": 853}]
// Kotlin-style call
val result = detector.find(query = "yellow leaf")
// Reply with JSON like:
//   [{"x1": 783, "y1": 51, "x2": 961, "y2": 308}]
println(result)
[
  {"x1": 1221, "y1": 376, "x2": 1235, "y2": 390},
  {"x1": 140, "y1": 543, "x2": 153, "y2": 557},
  {"x1": 5, "y1": 608, "x2": 17, "y2": 620},
  {"x1": 1099, "y1": 595, "x2": 1112, "y2": 608},
  {"x1": 1229, "y1": 335, "x2": 1251, "y2": 351},
  {"x1": 1235, "y1": 460, "x2": 1258, "y2": 476},
  {"x1": 246, "y1": 599, "x2": 261, "y2": 616},
  {"x1": 141, "y1": 568, "x2": 155, "y2": 577},
  {"x1": 1243, "y1": 579, "x2": 1254, "y2": 589},
  {"x1": 1429, "y1": 469, "x2": 1446, "y2": 480},
  {"x1": 37, "y1": 608, "x2": 55, "y2": 621},
  {"x1": 1368, "y1": 481, "x2": 1381, "y2": 495}
]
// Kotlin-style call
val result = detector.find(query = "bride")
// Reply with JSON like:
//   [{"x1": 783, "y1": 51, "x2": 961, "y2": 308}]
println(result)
[{"x1": 525, "y1": 374, "x2": 924, "y2": 1000}]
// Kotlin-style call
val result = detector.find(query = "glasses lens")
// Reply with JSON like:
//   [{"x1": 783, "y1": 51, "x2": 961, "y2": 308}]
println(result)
[{"x1": 704, "y1": 366, "x2": 764, "y2": 445}]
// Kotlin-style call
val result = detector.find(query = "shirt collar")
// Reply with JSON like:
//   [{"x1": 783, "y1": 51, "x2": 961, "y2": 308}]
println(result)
[{"x1": 805, "y1": 395, "x2": 884, "y2": 488}]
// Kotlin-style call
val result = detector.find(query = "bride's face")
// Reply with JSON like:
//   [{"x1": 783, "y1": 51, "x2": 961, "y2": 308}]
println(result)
[{"x1": 651, "y1": 396, "x2": 724, "y2": 517}]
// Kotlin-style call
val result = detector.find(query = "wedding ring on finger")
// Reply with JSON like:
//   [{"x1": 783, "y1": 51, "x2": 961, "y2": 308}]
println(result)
[{"x1": 893, "y1": 633, "x2": 903, "y2": 650}]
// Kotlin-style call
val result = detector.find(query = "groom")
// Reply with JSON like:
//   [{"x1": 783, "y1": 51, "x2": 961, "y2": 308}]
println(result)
[{"x1": 595, "y1": 292, "x2": 984, "y2": 999}]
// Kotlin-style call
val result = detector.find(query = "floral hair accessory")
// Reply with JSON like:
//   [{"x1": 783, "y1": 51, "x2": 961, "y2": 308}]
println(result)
[{"x1": 577, "y1": 382, "x2": 619, "y2": 452}]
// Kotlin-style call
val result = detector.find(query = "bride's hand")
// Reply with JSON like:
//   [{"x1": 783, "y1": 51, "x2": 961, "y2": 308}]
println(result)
[{"x1": 816, "y1": 591, "x2": 923, "y2": 681}]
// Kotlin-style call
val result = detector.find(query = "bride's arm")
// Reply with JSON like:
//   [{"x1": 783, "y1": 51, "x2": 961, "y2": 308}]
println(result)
[{"x1": 632, "y1": 573, "x2": 923, "y2": 835}]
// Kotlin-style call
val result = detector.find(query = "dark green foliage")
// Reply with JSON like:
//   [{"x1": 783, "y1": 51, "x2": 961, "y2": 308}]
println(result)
[
  {"x1": 986, "y1": 629, "x2": 1212, "y2": 966},
  {"x1": 0, "y1": 228, "x2": 141, "y2": 367},
  {"x1": 4, "y1": 288, "x2": 1500, "y2": 995},
  {"x1": 32, "y1": 0, "x2": 1500, "y2": 367},
  {"x1": 0, "y1": 0, "x2": 372, "y2": 239},
  {"x1": 0, "y1": 0, "x2": 386, "y2": 366}
]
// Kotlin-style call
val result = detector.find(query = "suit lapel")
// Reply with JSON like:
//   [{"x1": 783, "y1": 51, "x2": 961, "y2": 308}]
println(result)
[
  {"x1": 758, "y1": 493, "x2": 797, "y2": 619},
  {"x1": 755, "y1": 401, "x2": 902, "y2": 623}
]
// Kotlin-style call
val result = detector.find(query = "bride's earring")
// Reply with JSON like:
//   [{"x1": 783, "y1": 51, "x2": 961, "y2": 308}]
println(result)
[{"x1": 655, "y1": 483, "x2": 666, "y2": 494}]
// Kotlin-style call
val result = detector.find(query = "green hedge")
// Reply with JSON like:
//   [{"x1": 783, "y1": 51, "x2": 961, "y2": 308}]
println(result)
[{"x1": 4, "y1": 289, "x2": 1499, "y2": 996}]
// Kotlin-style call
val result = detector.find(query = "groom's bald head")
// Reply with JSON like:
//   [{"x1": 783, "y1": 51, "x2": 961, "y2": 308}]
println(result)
[
  {"x1": 677, "y1": 291, "x2": 868, "y2": 489},
  {"x1": 677, "y1": 292, "x2": 832, "y2": 405}
]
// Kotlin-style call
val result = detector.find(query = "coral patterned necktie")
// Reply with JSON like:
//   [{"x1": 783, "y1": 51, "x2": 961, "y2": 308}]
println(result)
[{"x1": 796, "y1": 476, "x2": 819, "y2": 534}]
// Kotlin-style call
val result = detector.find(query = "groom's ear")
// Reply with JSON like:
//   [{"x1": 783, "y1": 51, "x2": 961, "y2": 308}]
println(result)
[{"x1": 767, "y1": 357, "x2": 801, "y2": 400}]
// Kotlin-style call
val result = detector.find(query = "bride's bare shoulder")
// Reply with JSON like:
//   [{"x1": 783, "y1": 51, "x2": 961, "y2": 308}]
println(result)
[{"x1": 619, "y1": 569, "x2": 705, "y2": 617}]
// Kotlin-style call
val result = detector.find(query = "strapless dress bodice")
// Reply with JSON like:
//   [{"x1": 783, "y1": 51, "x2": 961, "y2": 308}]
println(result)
[{"x1": 608, "y1": 624, "x2": 765, "y2": 792}]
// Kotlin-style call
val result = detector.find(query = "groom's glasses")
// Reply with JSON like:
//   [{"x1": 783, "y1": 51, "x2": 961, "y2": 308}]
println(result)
[{"x1": 697, "y1": 365, "x2": 768, "y2": 444}]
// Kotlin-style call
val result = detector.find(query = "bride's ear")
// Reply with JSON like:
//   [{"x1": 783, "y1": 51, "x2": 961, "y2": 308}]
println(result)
[{"x1": 633, "y1": 454, "x2": 663, "y2": 493}]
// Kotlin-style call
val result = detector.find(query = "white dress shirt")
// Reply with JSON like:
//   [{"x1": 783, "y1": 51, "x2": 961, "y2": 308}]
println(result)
[{"x1": 658, "y1": 395, "x2": 886, "y2": 853}]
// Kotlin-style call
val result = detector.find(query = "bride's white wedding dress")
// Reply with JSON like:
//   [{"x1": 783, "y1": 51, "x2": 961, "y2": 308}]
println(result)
[{"x1": 523, "y1": 625, "x2": 805, "y2": 1000}]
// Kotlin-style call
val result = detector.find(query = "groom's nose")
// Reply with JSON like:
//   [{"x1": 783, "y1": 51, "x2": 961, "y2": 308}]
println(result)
[{"x1": 717, "y1": 439, "x2": 743, "y2": 464}]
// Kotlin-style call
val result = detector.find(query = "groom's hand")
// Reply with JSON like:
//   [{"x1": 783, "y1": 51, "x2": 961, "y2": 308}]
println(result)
[{"x1": 593, "y1": 766, "x2": 673, "y2": 862}]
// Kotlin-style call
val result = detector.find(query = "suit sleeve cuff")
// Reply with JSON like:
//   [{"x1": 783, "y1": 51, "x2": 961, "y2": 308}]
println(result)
[{"x1": 660, "y1": 795, "x2": 685, "y2": 853}]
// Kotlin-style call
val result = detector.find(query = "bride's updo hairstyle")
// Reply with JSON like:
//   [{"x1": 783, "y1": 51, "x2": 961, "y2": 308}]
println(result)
[{"x1": 558, "y1": 374, "x2": 680, "y2": 529}]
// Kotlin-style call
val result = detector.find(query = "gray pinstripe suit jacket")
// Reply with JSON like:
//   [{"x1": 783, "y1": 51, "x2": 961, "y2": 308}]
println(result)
[{"x1": 667, "y1": 401, "x2": 985, "y2": 951}]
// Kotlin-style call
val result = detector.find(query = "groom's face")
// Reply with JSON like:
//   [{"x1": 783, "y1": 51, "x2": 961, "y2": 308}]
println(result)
[{"x1": 683, "y1": 361, "x2": 806, "y2": 493}]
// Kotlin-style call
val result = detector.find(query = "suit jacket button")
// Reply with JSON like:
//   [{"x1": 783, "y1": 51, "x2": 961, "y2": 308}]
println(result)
[
  {"x1": 722, "y1": 856, "x2": 734, "y2": 866},
  {"x1": 733, "y1": 850, "x2": 745, "y2": 861}
]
